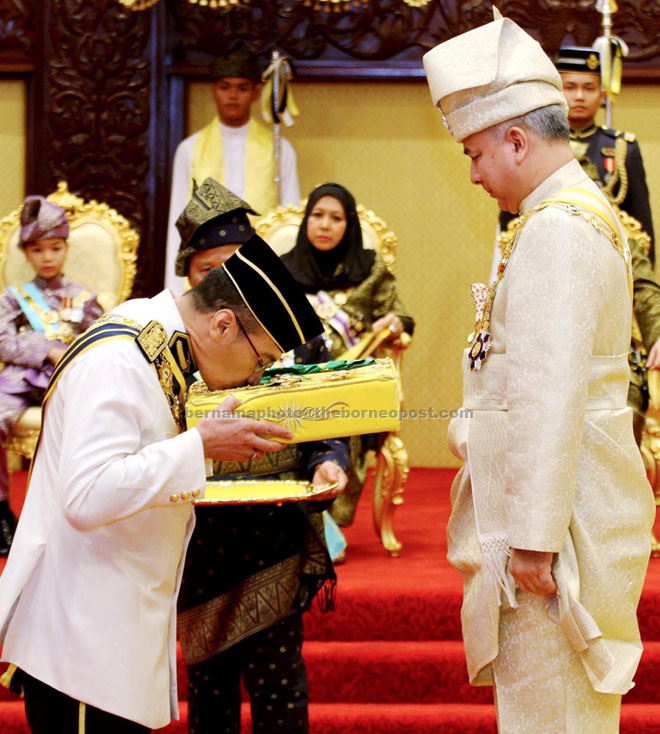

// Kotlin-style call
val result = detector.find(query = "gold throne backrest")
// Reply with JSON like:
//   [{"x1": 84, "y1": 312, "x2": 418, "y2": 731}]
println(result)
[
  {"x1": 0, "y1": 182, "x2": 139, "y2": 312},
  {"x1": 255, "y1": 202, "x2": 398, "y2": 273}
]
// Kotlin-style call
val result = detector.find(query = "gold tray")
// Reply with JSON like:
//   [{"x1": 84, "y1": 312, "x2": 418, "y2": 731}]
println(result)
[{"x1": 195, "y1": 479, "x2": 339, "y2": 506}]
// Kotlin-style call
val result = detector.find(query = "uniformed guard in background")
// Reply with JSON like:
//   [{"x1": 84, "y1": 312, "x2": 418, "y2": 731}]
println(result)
[{"x1": 555, "y1": 46, "x2": 655, "y2": 260}]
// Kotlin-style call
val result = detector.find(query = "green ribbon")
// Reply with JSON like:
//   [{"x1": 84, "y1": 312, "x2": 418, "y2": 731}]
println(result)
[{"x1": 259, "y1": 358, "x2": 375, "y2": 384}]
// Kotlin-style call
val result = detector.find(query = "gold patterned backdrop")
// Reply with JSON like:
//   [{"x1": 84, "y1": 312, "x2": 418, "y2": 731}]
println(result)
[
  {"x1": 0, "y1": 81, "x2": 26, "y2": 217},
  {"x1": 1, "y1": 79, "x2": 658, "y2": 466}
]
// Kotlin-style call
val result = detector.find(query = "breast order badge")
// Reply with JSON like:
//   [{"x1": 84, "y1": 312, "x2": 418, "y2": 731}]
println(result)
[{"x1": 468, "y1": 282, "x2": 492, "y2": 371}]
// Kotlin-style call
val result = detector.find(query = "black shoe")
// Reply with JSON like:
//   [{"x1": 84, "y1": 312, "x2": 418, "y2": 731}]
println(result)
[{"x1": 0, "y1": 500, "x2": 15, "y2": 556}]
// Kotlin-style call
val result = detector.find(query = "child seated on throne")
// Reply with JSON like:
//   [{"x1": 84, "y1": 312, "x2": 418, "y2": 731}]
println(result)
[{"x1": 0, "y1": 196, "x2": 103, "y2": 555}]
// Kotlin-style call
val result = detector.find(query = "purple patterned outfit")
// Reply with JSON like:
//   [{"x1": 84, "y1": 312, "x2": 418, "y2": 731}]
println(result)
[{"x1": 0, "y1": 275, "x2": 103, "y2": 498}]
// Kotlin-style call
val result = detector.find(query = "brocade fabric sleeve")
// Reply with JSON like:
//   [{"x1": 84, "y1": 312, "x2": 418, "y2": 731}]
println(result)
[{"x1": 503, "y1": 208, "x2": 606, "y2": 552}]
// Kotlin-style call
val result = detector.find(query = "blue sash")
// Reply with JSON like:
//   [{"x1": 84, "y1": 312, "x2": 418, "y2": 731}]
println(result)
[{"x1": 8, "y1": 283, "x2": 62, "y2": 334}]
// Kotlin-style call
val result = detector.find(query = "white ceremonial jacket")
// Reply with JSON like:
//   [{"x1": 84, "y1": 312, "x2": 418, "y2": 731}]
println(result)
[
  {"x1": 447, "y1": 160, "x2": 655, "y2": 695},
  {"x1": 165, "y1": 121, "x2": 301, "y2": 295},
  {"x1": 0, "y1": 290, "x2": 207, "y2": 728}
]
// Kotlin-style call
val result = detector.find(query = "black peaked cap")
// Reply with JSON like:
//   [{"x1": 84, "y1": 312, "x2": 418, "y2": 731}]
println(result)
[
  {"x1": 556, "y1": 47, "x2": 601, "y2": 75},
  {"x1": 223, "y1": 235, "x2": 323, "y2": 352}
]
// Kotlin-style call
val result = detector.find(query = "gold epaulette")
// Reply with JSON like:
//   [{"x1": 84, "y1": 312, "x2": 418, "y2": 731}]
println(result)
[
  {"x1": 136, "y1": 320, "x2": 168, "y2": 362},
  {"x1": 133, "y1": 320, "x2": 187, "y2": 431},
  {"x1": 623, "y1": 131, "x2": 636, "y2": 143}
]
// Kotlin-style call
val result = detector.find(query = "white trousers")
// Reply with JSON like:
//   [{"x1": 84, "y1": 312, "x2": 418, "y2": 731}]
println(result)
[{"x1": 493, "y1": 592, "x2": 622, "y2": 734}]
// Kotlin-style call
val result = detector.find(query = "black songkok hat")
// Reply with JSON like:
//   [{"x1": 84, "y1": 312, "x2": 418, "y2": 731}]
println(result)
[
  {"x1": 175, "y1": 178, "x2": 259, "y2": 277},
  {"x1": 556, "y1": 47, "x2": 601, "y2": 75},
  {"x1": 210, "y1": 50, "x2": 261, "y2": 83},
  {"x1": 222, "y1": 235, "x2": 323, "y2": 352}
]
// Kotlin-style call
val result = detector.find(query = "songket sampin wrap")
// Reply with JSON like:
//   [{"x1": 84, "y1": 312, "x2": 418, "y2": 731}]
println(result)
[{"x1": 186, "y1": 358, "x2": 400, "y2": 442}]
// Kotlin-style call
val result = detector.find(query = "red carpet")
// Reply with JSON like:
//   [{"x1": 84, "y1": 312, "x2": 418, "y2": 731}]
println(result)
[{"x1": 2, "y1": 468, "x2": 660, "y2": 732}]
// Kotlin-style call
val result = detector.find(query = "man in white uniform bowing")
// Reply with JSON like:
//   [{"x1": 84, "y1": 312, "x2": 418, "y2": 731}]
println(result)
[
  {"x1": 424, "y1": 9, "x2": 654, "y2": 733},
  {"x1": 0, "y1": 177, "x2": 326, "y2": 733},
  {"x1": 166, "y1": 49, "x2": 301, "y2": 295}
]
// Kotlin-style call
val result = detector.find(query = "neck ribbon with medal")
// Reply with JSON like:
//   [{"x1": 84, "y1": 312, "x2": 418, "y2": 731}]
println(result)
[
  {"x1": 468, "y1": 223, "x2": 521, "y2": 371},
  {"x1": 309, "y1": 290, "x2": 361, "y2": 351}
]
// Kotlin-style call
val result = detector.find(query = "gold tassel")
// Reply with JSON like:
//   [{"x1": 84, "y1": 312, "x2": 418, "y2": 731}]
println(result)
[
  {"x1": 78, "y1": 703, "x2": 86, "y2": 734},
  {"x1": 0, "y1": 663, "x2": 17, "y2": 691}
]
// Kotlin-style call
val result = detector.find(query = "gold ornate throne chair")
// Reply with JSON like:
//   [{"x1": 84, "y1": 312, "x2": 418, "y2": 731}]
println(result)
[
  {"x1": 256, "y1": 202, "x2": 411, "y2": 556},
  {"x1": 0, "y1": 181, "x2": 139, "y2": 461}
]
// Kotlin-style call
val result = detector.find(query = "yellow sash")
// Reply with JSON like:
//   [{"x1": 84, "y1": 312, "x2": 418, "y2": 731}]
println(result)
[
  {"x1": 542, "y1": 186, "x2": 633, "y2": 299},
  {"x1": 190, "y1": 116, "x2": 277, "y2": 214}
]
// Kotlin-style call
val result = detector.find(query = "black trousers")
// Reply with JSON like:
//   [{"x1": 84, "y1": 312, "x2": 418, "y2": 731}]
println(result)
[
  {"x1": 187, "y1": 612, "x2": 309, "y2": 734},
  {"x1": 20, "y1": 670, "x2": 149, "y2": 734}
]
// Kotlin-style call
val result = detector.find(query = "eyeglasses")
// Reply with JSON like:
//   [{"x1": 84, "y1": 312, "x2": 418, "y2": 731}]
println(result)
[{"x1": 235, "y1": 315, "x2": 274, "y2": 372}]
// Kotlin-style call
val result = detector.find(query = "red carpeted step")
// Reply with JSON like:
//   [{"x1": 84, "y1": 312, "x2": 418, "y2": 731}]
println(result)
[
  {"x1": 154, "y1": 701, "x2": 499, "y2": 734},
  {"x1": 5, "y1": 700, "x2": 660, "y2": 733},
  {"x1": 621, "y1": 704, "x2": 660, "y2": 732},
  {"x1": 174, "y1": 639, "x2": 660, "y2": 706},
  {"x1": 626, "y1": 641, "x2": 660, "y2": 704},
  {"x1": 304, "y1": 590, "x2": 463, "y2": 642},
  {"x1": 172, "y1": 640, "x2": 493, "y2": 705},
  {"x1": 173, "y1": 639, "x2": 660, "y2": 706},
  {"x1": 0, "y1": 700, "x2": 26, "y2": 734},
  {"x1": 306, "y1": 589, "x2": 660, "y2": 643},
  {"x1": 154, "y1": 702, "x2": 660, "y2": 734},
  {"x1": 5, "y1": 468, "x2": 660, "y2": 733},
  {"x1": 638, "y1": 591, "x2": 660, "y2": 641},
  {"x1": 304, "y1": 640, "x2": 492, "y2": 704}
]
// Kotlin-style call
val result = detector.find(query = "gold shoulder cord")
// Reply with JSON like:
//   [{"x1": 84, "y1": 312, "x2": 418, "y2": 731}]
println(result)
[
  {"x1": 470, "y1": 188, "x2": 631, "y2": 372},
  {"x1": 602, "y1": 136, "x2": 629, "y2": 206}
]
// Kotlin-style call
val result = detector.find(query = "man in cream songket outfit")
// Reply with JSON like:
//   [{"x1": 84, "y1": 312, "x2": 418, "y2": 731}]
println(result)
[{"x1": 424, "y1": 9, "x2": 654, "y2": 733}]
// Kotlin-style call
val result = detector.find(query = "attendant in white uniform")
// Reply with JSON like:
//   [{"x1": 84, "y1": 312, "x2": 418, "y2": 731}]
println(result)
[
  {"x1": 0, "y1": 177, "x2": 324, "y2": 733},
  {"x1": 166, "y1": 50, "x2": 300, "y2": 294}
]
